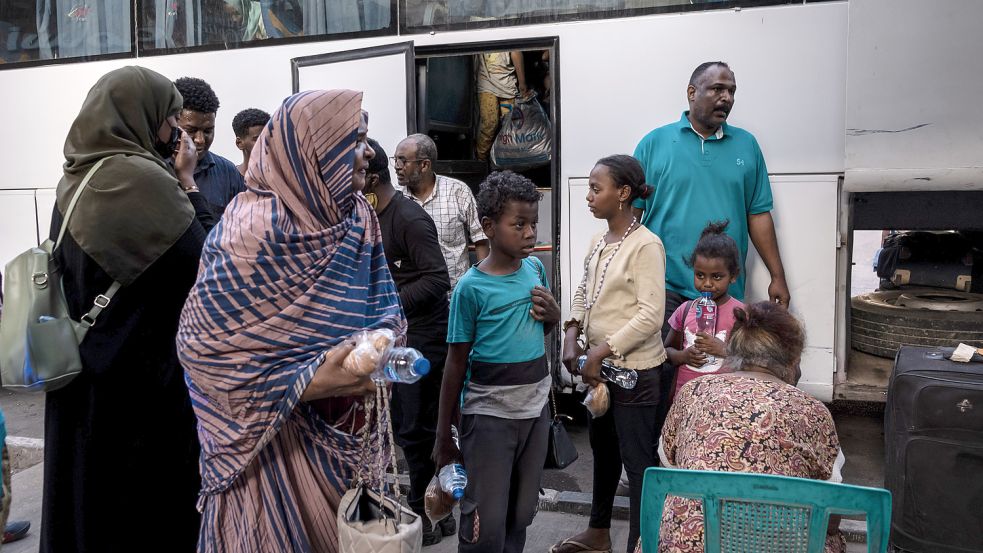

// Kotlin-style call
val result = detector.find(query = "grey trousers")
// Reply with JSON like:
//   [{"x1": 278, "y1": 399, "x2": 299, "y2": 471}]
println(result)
[{"x1": 457, "y1": 406, "x2": 549, "y2": 553}]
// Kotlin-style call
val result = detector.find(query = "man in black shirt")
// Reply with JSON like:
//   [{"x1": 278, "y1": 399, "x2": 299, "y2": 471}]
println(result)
[{"x1": 365, "y1": 139, "x2": 455, "y2": 546}]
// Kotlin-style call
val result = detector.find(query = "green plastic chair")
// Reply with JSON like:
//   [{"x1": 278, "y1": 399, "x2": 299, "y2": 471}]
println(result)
[{"x1": 640, "y1": 467, "x2": 891, "y2": 553}]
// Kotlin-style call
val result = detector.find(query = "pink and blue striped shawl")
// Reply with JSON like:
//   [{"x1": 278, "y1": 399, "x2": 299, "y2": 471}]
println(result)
[{"x1": 177, "y1": 90, "x2": 406, "y2": 552}]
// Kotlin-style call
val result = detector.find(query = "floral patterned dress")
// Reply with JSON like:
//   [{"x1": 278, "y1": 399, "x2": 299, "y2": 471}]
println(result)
[{"x1": 656, "y1": 374, "x2": 845, "y2": 553}]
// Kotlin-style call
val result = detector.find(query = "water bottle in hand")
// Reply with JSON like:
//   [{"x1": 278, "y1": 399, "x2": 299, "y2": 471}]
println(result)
[
  {"x1": 576, "y1": 355, "x2": 638, "y2": 389},
  {"x1": 694, "y1": 292, "x2": 718, "y2": 364},
  {"x1": 438, "y1": 463, "x2": 468, "y2": 500},
  {"x1": 372, "y1": 347, "x2": 430, "y2": 383},
  {"x1": 601, "y1": 365, "x2": 638, "y2": 389}
]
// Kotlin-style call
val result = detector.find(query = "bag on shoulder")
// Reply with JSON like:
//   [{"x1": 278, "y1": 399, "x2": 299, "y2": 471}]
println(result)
[
  {"x1": 0, "y1": 157, "x2": 120, "y2": 392},
  {"x1": 491, "y1": 93, "x2": 552, "y2": 171}
]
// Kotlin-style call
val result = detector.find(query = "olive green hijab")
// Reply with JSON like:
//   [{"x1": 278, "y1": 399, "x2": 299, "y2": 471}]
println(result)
[{"x1": 56, "y1": 66, "x2": 195, "y2": 286}]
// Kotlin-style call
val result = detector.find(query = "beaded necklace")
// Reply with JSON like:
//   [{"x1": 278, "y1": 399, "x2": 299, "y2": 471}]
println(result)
[{"x1": 580, "y1": 216, "x2": 637, "y2": 311}]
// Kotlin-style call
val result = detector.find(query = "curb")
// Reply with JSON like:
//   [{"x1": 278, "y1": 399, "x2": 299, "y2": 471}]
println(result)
[
  {"x1": 535, "y1": 489, "x2": 869, "y2": 543},
  {"x1": 535, "y1": 489, "x2": 869, "y2": 542},
  {"x1": 389, "y1": 475, "x2": 870, "y2": 543},
  {"x1": 5, "y1": 436, "x2": 44, "y2": 473},
  {"x1": 539, "y1": 488, "x2": 630, "y2": 520},
  {"x1": 840, "y1": 519, "x2": 869, "y2": 543},
  {"x1": 397, "y1": 475, "x2": 632, "y2": 520}
]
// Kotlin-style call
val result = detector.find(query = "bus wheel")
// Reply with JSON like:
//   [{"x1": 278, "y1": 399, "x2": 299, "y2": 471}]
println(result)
[{"x1": 851, "y1": 288, "x2": 983, "y2": 358}]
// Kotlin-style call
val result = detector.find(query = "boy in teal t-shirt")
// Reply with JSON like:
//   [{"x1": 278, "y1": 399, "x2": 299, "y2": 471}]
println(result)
[{"x1": 434, "y1": 171, "x2": 560, "y2": 553}]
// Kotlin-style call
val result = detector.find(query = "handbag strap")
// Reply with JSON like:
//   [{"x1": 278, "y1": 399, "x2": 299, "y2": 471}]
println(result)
[
  {"x1": 378, "y1": 385, "x2": 402, "y2": 502},
  {"x1": 354, "y1": 384, "x2": 402, "y2": 504},
  {"x1": 539, "y1": 256, "x2": 562, "y2": 422},
  {"x1": 52, "y1": 156, "x2": 121, "y2": 332},
  {"x1": 79, "y1": 281, "x2": 122, "y2": 330},
  {"x1": 55, "y1": 157, "x2": 109, "y2": 251},
  {"x1": 548, "y1": 385, "x2": 559, "y2": 420}
]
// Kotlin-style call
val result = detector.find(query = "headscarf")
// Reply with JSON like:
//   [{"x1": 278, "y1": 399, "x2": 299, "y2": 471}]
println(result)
[
  {"x1": 56, "y1": 66, "x2": 194, "y2": 286},
  {"x1": 177, "y1": 90, "x2": 406, "y2": 495}
]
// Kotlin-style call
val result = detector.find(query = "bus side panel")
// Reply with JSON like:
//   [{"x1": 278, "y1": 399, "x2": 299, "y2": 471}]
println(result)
[{"x1": 744, "y1": 175, "x2": 840, "y2": 403}]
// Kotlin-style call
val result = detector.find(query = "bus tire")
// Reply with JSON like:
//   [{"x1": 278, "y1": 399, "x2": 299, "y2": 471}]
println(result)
[{"x1": 851, "y1": 289, "x2": 983, "y2": 358}]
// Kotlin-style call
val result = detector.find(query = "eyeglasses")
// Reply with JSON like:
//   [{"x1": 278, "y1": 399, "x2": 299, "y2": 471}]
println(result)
[{"x1": 390, "y1": 156, "x2": 430, "y2": 168}]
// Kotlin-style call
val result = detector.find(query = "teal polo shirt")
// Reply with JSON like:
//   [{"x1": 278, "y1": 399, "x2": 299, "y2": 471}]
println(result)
[{"x1": 632, "y1": 112, "x2": 773, "y2": 301}]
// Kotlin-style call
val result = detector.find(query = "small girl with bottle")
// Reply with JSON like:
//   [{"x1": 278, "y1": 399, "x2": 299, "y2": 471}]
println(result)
[{"x1": 665, "y1": 220, "x2": 746, "y2": 395}]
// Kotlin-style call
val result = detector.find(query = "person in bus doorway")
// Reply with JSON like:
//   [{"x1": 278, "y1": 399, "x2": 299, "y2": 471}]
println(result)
[
  {"x1": 173, "y1": 76, "x2": 246, "y2": 216},
  {"x1": 363, "y1": 138, "x2": 456, "y2": 545},
  {"x1": 231, "y1": 107, "x2": 270, "y2": 176},
  {"x1": 632, "y1": 60, "x2": 790, "y2": 441},
  {"x1": 476, "y1": 50, "x2": 529, "y2": 163},
  {"x1": 394, "y1": 133, "x2": 490, "y2": 289},
  {"x1": 42, "y1": 66, "x2": 216, "y2": 553}
]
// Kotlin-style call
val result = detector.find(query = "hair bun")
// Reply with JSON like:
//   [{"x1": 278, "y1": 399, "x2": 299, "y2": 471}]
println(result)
[
  {"x1": 700, "y1": 219, "x2": 730, "y2": 239},
  {"x1": 639, "y1": 183, "x2": 654, "y2": 200}
]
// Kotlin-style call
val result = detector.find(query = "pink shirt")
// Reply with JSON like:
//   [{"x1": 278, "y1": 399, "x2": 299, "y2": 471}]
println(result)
[{"x1": 668, "y1": 296, "x2": 745, "y2": 393}]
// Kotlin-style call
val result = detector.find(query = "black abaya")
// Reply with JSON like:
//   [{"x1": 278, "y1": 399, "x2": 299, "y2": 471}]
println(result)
[{"x1": 40, "y1": 194, "x2": 216, "y2": 553}]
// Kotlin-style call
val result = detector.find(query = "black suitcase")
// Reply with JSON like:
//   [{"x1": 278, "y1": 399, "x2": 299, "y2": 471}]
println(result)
[{"x1": 885, "y1": 346, "x2": 983, "y2": 552}]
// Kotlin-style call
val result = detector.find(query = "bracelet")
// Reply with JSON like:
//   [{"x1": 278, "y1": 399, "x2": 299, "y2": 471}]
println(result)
[
  {"x1": 183, "y1": 185, "x2": 199, "y2": 193},
  {"x1": 562, "y1": 319, "x2": 581, "y2": 333}
]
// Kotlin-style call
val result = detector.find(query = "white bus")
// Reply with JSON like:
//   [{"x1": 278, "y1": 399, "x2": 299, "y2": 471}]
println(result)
[{"x1": 2, "y1": 0, "x2": 981, "y2": 402}]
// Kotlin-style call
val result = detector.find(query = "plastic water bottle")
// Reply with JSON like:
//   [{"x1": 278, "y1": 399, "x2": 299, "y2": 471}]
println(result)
[
  {"x1": 371, "y1": 347, "x2": 430, "y2": 383},
  {"x1": 694, "y1": 292, "x2": 718, "y2": 364},
  {"x1": 576, "y1": 355, "x2": 638, "y2": 389},
  {"x1": 438, "y1": 463, "x2": 467, "y2": 500},
  {"x1": 426, "y1": 426, "x2": 464, "y2": 521}
]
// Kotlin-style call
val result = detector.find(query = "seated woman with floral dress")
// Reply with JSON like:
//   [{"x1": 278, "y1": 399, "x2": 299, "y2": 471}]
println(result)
[{"x1": 655, "y1": 301, "x2": 846, "y2": 553}]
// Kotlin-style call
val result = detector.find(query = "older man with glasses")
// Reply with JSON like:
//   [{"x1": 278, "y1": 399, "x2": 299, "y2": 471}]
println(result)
[{"x1": 393, "y1": 133, "x2": 489, "y2": 289}]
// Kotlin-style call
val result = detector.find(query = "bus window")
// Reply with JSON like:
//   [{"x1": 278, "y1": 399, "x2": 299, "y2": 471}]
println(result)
[
  {"x1": 402, "y1": 0, "x2": 819, "y2": 32},
  {"x1": 138, "y1": 0, "x2": 394, "y2": 53},
  {"x1": 0, "y1": 1, "x2": 131, "y2": 65}
]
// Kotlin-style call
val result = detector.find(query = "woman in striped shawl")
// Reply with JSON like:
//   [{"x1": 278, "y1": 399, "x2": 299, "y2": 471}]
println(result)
[{"x1": 177, "y1": 89, "x2": 406, "y2": 552}]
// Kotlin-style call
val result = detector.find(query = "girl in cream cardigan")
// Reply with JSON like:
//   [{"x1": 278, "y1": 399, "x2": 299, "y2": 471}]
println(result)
[{"x1": 551, "y1": 155, "x2": 666, "y2": 553}]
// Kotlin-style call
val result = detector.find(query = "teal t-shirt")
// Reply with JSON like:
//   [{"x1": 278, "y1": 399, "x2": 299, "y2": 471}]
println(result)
[
  {"x1": 633, "y1": 112, "x2": 773, "y2": 300},
  {"x1": 447, "y1": 256, "x2": 548, "y2": 363}
]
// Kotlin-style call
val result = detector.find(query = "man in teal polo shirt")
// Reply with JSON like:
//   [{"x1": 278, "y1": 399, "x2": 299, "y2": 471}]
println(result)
[
  {"x1": 633, "y1": 61, "x2": 790, "y2": 459},
  {"x1": 633, "y1": 61, "x2": 790, "y2": 328}
]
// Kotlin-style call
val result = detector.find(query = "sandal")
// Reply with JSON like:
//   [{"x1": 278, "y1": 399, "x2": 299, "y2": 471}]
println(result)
[{"x1": 549, "y1": 537, "x2": 613, "y2": 553}]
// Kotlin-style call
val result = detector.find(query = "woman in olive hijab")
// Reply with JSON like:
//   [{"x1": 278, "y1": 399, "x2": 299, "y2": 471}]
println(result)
[{"x1": 41, "y1": 66, "x2": 216, "y2": 553}]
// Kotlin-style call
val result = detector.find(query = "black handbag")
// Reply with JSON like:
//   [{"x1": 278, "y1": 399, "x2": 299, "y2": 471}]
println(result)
[{"x1": 544, "y1": 387, "x2": 579, "y2": 469}]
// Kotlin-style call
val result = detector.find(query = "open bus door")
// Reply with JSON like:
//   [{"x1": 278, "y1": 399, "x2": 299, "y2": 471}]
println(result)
[
  {"x1": 293, "y1": 38, "x2": 564, "y2": 387},
  {"x1": 291, "y1": 42, "x2": 417, "y2": 155},
  {"x1": 413, "y1": 39, "x2": 562, "y2": 385}
]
